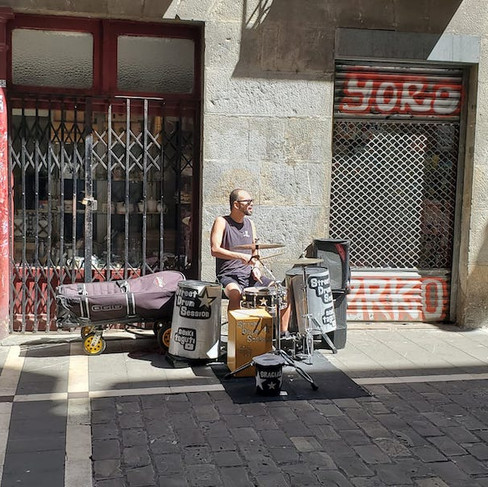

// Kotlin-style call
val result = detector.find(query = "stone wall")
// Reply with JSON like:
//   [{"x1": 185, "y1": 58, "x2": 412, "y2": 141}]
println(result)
[{"x1": 3, "y1": 0, "x2": 488, "y2": 326}]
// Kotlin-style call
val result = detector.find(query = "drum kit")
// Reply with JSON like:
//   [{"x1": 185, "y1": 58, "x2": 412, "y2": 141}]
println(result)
[{"x1": 224, "y1": 241, "x2": 339, "y2": 390}]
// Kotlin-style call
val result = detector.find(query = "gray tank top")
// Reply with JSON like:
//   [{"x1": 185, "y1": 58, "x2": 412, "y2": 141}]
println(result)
[{"x1": 216, "y1": 216, "x2": 253, "y2": 278}]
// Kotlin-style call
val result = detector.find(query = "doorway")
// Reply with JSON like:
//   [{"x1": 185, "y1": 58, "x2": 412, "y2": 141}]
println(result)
[{"x1": 9, "y1": 95, "x2": 199, "y2": 331}]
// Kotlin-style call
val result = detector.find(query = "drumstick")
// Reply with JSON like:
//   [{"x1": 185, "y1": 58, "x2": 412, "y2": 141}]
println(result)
[
  {"x1": 255, "y1": 253, "x2": 283, "y2": 283},
  {"x1": 252, "y1": 267, "x2": 263, "y2": 284},
  {"x1": 258, "y1": 252, "x2": 284, "y2": 260},
  {"x1": 252, "y1": 252, "x2": 283, "y2": 283}
]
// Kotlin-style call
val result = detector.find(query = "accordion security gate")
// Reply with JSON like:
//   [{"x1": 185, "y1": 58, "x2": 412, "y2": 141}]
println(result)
[
  {"x1": 8, "y1": 96, "x2": 198, "y2": 332},
  {"x1": 330, "y1": 62, "x2": 464, "y2": 322}
]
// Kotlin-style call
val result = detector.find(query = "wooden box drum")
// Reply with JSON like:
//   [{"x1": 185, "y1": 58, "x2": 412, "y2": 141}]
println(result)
[{"x1": 227, "y1": 308, "x2": 273, "y2": 377}]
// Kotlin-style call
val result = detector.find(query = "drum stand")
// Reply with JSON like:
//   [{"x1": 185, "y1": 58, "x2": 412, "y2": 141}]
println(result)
[
  {"x1": 296, "y1": 264, "x2": 338, "y2": 359},
  {"x1": 224, "y1": 257, "x2": 318, "y2": 391}
]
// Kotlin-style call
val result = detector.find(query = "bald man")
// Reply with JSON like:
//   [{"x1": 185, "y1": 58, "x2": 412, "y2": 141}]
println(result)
[{"x1": 210, "y1": 189, "x2": 271, "y2": 310}]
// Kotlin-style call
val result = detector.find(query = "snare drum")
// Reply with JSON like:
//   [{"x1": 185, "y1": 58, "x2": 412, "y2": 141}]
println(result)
[{"x1": 241, "y1": 287, "x2": 277, "y2": 311}]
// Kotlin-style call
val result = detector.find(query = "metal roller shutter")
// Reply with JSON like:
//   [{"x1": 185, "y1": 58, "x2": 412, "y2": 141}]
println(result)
[{"x1": 331, "y1": 61, "x2": 464, "y2": 322}]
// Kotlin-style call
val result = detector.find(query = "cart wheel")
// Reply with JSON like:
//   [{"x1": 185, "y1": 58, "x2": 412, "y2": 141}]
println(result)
[
  {"x1": 153, "y1": 321, "x2": 164, "y2": 336},
  {"x1": 83, "y1": 333, "x2": 107, "y2": 355},
  {"x1": 81, "y1": 326, "x2": 94, "y2": 339},
  {"x1": 156, "y1": 323, "x2": 172, "y2": 351}
]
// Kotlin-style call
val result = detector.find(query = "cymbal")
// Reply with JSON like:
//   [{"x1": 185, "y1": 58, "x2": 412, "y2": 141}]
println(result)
[
  {"x1": 232, "y1": 243, "x2": 285, "y2": 250},
  {"x1": 290, "y1": 257, "x2": 323, "y2": 266}
]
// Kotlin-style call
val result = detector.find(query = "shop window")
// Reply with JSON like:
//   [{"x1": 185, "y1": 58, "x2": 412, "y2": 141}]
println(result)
[
  {"x1": 7, "y1": 16, "x2": 201, "y2": 331},
  {"x1": 12, "y1": 29, "x2": 93, "y2": 88},
  {"x1": 118, "y1": 36, "x2": 194, "y2": 93},
  {"x1": 7, "y1": 15, "x2": 200, "y2": 98}
]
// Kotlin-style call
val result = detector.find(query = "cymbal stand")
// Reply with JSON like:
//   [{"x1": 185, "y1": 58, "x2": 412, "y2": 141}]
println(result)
[
  {"x1": 295, "y1": 265, "x2": 318, "y2": 364},
  {"x1": 225, "y1": 255, "x2": 318, "y2": 390}
]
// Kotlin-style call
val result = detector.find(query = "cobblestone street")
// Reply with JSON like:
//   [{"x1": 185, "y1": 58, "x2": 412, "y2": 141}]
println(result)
[{"x1": 1, "y1": 324, "x2": 488, "y2": 486}]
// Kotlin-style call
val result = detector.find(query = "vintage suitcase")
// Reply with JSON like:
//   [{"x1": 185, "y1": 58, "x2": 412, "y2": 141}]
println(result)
[{"x1": 56, "y1": 270, "x2": 185, "y2": 327}]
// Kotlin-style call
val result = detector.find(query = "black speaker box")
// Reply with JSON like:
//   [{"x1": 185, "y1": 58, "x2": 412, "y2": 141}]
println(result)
[
  {"x1": 316, "y1": 290, "x2": 347, "y2": 350},
  {"x1": 331, "y1": 290, "x2": 347, "y2": 348},
  {"x1": 312, "y1": 239, "x2": 350, "y2": 291}
]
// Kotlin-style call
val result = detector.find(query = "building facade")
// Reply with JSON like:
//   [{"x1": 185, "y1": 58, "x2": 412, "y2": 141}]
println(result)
[{"x1": 0, "y1": 0, "x2": 486, "y2": 338}]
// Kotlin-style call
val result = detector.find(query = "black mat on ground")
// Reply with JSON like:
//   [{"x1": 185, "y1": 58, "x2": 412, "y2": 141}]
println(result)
[{"x1": 210, "y1": 352, "x2": 370, "y2": 403}]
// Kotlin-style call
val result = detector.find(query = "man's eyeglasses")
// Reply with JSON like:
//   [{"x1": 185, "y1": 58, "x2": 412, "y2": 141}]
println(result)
[{"x1": 237, "y1": 199, "x2": 254, "y2": 205}]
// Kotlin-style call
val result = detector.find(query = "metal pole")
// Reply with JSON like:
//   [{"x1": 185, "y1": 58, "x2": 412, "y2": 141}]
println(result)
[{"x1": 0, "y1": 85, "x2": 9, "y2": 339}]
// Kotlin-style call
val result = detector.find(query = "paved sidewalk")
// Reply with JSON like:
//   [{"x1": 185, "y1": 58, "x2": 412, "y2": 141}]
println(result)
[{"x1": 1, "y1": 323, "x2": 488, "y2": 486}]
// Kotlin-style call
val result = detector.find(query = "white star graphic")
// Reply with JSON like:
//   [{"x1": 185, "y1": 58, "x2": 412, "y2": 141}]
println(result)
[
  {"x1": 198, "y1": 287, "x2": 216, "y2": 308},
  {"x1": 255, "y1": 375, "x2": 283, "y2": 392},
  {"x1": 255, "y1": 371, "x2": 266, "y2": 390},
  {"x1": 258, "y1": 297, "x2": 268, "y2": 307}
]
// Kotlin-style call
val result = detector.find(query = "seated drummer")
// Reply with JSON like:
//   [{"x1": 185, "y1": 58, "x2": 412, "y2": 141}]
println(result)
[
  {"x1": 210, "y1": 188, "x2": 272, "y2": 311},
  {"x1": 210, "y1": 188, "x2": 291, "y2": 334}
]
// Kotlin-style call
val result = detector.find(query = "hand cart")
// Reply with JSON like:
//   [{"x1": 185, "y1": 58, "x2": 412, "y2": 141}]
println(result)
[{"x1": 56, "y1": 270, "x2": 185, "y2": 355}]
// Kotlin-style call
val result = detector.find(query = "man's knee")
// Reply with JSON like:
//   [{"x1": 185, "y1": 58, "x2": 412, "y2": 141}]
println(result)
[
  {"x1": 225, "y1": 284, "x2": 242, "y2": 310},
  {"x1": 225, "y1": 285, "x2": 240, "y2": 298}
]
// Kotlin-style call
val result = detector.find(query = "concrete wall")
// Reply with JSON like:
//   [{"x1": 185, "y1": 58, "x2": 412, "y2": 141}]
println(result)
[{"x1": 3, "y1": 0, "x2": 488, "y2": 327}]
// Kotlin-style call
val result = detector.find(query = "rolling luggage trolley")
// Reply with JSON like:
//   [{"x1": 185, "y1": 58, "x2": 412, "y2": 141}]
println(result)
[{"x1": 56, "y1": 270, "x2": 185, "y2": 355}]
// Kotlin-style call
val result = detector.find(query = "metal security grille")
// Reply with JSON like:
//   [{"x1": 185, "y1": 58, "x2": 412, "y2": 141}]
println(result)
[
  {"x1": 8, "y1": 95, "x2": 198, "y2": 332},
  {"x1": 330, "y1": 120, "x2": 459, "y2": 269}
]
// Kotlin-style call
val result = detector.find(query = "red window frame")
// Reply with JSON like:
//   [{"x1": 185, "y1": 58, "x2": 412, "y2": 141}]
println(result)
[{"x1": 7, "y1": 14, "x2": 201, "y2": 100}]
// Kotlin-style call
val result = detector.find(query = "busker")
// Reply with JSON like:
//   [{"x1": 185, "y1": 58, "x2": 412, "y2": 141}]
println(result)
[
  {"x1": 210, "y1": 188, "x2": 270, "y2": 310},
  {"x1": 210, "y1": 188, "x2": 290, "y2": 333}
]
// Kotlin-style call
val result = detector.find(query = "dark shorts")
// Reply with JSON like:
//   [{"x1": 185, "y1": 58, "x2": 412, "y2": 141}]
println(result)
[{"x1": 218, "y1": 273, "x2": 273, "y2": 291}]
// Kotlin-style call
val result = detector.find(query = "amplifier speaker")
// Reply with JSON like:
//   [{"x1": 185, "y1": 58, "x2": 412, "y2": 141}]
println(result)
[
  {"x1": 311, "y1": 238, "x2": 350, "y2": 351},
  {"x1": 321, "y1": 291, "x2": 347, "y2": 350},
  {"x1": 312, "y1": 239, "x2": 350, "y2": 291}
]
